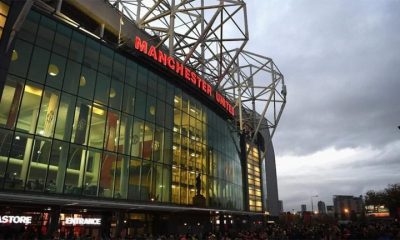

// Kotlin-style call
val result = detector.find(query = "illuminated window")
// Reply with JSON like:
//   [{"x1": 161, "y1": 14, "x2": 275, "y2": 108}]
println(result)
[
  {"x1": 247, "y1": 144, "x2": 263, "y2": 212},
  {"x1": 0, "y1": 1, "x2": 9, "y2": 39}
]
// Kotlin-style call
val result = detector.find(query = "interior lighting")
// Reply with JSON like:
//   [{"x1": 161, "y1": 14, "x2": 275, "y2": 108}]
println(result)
[
  {"x1": 24, "y1": 85, "x2": 42, "y2": 96},
  {"x1": 109, "y1": 88, "x2": 116, "y2": 98},
  {"x1": 174, "y1": 98, "x2": 179, "y2": 103},
  {"x1": 149, "y1": 106, "x2": 155, "y2": 115},
  {"x1": 15, "y1": 136, "x2": 20, "y2": 140},
  {"x1": 89, "y1": 105, "x2": 105, "y2": 116},
  {"x1": 48, "y1": 64, "x2": 59, "y2": 76},
  {"x1": 79, "y1": 76, "x2": 86, "y2": 86},
  {"x1": 11, "y1": 50, "x2": 18, "y2": 61}
]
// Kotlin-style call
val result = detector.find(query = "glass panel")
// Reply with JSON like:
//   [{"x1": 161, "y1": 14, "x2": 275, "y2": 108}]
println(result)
[
  {"x1": 136, "y1": 65, "x2": 147, "y2": 91},
  {"x1": 154, "y1": 163, "x2": 163, "y2": 202},
  {"x1": 54, "y1": 93, "x2": 76, "y2": 141},
  {"x1": 103, "y1": 110, "x2": 120, "y2": 152},
  {"x1": 134, "y1": 89, "x2": 146, "y2": 118},
  {"x1": 0, "y1": 129, "x2": 12, "y2": 186},
  {"x1": 36, "y1": 16, "x2": 56, "y2": 50},
  {"x1": 99, "y1": 152, "x2": 116, "y2": 198},
  {"x1": 163, "y1": 130, "x2": 172, "y2": 165},
  {"x1": 35, "y1": 88, "x2": 60, "y2": 138},
  {"x1": 165, "y1": 82, "x2": 174, "y2": 105},
  {"x1": 112, "y1": 53, "x2": 125, "y2": 82},
  {"x1": 113, "y1": 155, "x2": 128, "y2": 199},
  {"x1": 64, "y1": 144, "x2": 86, "y2": 195},
  {"x1": 109, "y1": 80, "x2": 123, "y2": 110},
  {"x1": 63, "y1": 60, "x2": 81, "y2": 94},
  {"x1": 26, "y1": 137, "x2": 51, "y2": 192},
  {"x1": 16, "y1": 82, "x2": 42, "y2": 133},
  {"x1": 147, "y1": 72, "x2": 157, "y2": 96},
  {"x1": 0, "y1": 15, "x2": 5, "y2": 28},
  {"x1": 78, "y1": 66, "x2": 96, "y2": 100},
  {"x1": 153, "y1": 127, "x2": 163, "y2": 163},
  {"x1": 4, "y1": 133, "x2": 34, "y2": 190},
  {"x1": 88, "y1": 104, "x2": 106, "y2": 149},
  {"x1": 83, "y1": 38, "x2": 100, "y2": 70},
  {"x1": 146, "y1": 95, "x2": 156, "y2": 123},
  {"x1": 27, "y1": 47, "x2": 50, "y2": 84},
  {"x1": 18, "y1": 11, "x2": 39, "y2": 43},
  {"x1": 122, "y1": 85, "x2": 135, "y2": 115},
  {"x1": 82, "y1": 148, "x2": 101, "y2": 197},
  {"x1": 98, "y1": 45, "x2": 113, "y2": 76},
  {"x1": 69, "y1": 31, "x2": 85, "y2": 62},
  {"x1": 118, "y1": 114, "x2": 132, "y2": 155},
  {"x1": 46, "y1": 140, "x2": 69, "y2": 194},
  {"x1": 9, "y1": 40, "x2": 33, "y2": 78},
  {"x1": 0, "y1": 75, "x2": 24, "y2": 129},
  {"x1": 142, "y1": 123, "x2": 154, "y2": 161},
  {"x1": 128, "y1": 158, "x2": 141, "y2": 200},
  {"x1": 94, "y1": 72, "x2": 110, "y2": 105},
  {"x1": 157, "y1": 77, "x2": 166, "y2": 101},
  {"x1": 53, "y1": 24, "x2": 72, "y2": 57},
  {"x1": 0, "y1": 2, "x2": 8, "y2": 16},
  {"x1": 71, "y1": 98, "x2": 91, "y2": 145},
  {"x1": 46, "y1": 53, "x2": 66, "y2": 90},
  {"x1": 131, "y1": 118, "x2": 144, "y2": 158},
  {"x1": 155, "y1": 100, "x2": 165, "y2": 127},
  {"x1": 140, "y1": 160, "x2": 153, "y2": 201},
  {"x1": 161, "y1": 165, "x2": 171, "y2": 203},
  {"x1": 164, "y1": 104, "x2": 173, "y2": 129},
  {"x1": 171, "y1": 167, "x2": 180, "y2": 204},
  {"x1": 125, "y1": 60, "x2": 137, "y2": 87}
]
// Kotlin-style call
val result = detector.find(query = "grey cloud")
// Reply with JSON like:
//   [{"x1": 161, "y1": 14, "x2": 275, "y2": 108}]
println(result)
[{"x1": 245, "y1": 0, "x2": 400, "y2": 210}]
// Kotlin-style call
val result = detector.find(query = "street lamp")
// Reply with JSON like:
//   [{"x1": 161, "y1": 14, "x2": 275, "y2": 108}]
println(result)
[{"x1": 311, "y1": 195, "x2": 318, "y2": 213}]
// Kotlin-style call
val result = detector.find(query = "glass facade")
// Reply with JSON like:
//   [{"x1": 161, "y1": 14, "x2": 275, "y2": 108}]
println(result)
[
  {"x1": 0, "y1": 1, "x2": 9, "y2": 40},
  {"x1": 0, "y1": 10, "x2": 243, "y2": 210},
  {"x1": 247, "y1": 144, "x2": 263, "y2": 212}
]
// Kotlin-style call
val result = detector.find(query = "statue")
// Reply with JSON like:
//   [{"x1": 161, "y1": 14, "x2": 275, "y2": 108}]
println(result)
[{"x1": 195, "y1": 173, "x2": 201, "y2": 196}]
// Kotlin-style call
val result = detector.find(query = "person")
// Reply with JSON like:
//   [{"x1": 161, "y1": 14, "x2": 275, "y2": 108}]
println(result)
[{"x1": 196, "y1": 173, "x2": 201, "y2": 195}]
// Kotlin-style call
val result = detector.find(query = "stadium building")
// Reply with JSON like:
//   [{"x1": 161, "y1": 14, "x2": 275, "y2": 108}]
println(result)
[{"x1": 0, "y1": 0, "x2": 286, "y2": 238}]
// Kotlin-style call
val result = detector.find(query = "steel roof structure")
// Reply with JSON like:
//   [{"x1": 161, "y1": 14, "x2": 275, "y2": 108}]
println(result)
[{"x1": 107, "y1": 0, "x2": 287, "y2": 151}]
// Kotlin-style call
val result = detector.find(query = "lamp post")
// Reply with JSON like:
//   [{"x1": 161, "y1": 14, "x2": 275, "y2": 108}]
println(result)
[{"x1": 311, "y1": 195, "x2": 318, "y2": 213}]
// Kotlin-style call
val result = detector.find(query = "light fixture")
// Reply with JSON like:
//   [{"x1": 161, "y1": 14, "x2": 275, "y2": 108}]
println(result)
[
  {"x1": 79, "y1": 76, "x2": 86, "y2": 86},
  {"x1": 24, "y1": 85, "x2": 43, "y2": 96},
  {"x1": 11, "y1": 50, "x2": 18, "y2": 61},
  {"x1": 15, "y1": 136, "x2": 20, "y2": 140},
  {"x1": 109, "y1": 88, "x2": 116, "y2": 98},
  {"x1": 48, "y1": 64, "x2": 59, "y2": 76},
  {"x1": 149, "y1": 106, "x2": 155, "y2": 115}
]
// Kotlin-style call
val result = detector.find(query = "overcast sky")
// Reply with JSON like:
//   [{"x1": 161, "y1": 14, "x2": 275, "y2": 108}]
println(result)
[{"x1": 246, "y1": 0, "x2": 400, "y2": 211}]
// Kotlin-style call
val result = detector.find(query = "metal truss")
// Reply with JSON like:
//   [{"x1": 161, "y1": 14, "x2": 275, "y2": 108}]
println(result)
[
  {"x1": 107, "y1": 0, "x2": 248, "y2": 89},
  {"x1": 106, "y1": 0, "x2": 286, "y2": 145}
]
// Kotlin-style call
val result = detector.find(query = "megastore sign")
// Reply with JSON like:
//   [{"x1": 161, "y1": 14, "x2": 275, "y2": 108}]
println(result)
[
  {"x1": 134, "y1": 36, "x2": 235, "y2": 117},
  {"x1": 0, "y1": 215, "x2": 32, "y2": 224}
]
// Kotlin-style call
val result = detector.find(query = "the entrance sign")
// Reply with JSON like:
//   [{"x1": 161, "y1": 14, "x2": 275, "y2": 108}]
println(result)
[
  {"x1": 0, "y1": 215, "x2": 32, "y2": 224},
  {"x1": 65, "y1": 217, "x2": 101, "y2": 225},
  {"x1": 134, "y1": 36, "x2": 235, "y2": 117}
]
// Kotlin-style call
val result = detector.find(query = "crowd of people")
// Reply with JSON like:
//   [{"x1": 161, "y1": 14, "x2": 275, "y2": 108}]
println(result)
[{"x1": 126, "y1": 220, "x2": 400, "y2": 240}]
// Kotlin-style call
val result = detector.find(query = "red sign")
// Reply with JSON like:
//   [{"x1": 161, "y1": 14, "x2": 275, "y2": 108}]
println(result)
[{"x1": 134, "y1": 36, "x2": 235, "y2": 117}]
